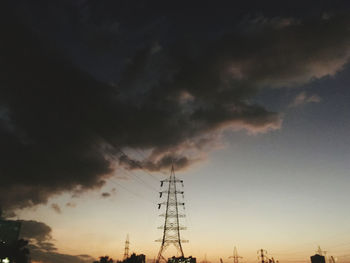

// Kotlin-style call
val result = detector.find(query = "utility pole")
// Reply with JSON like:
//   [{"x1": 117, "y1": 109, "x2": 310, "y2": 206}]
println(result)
[
  {"x1": 123, "y1": 234, "x2": 130, "y2": 260},
  {"x1": 258, "y1": 249, "x2": 268, "y2": 263},
  {"x1": 229, "y1": 246, "x2": 242, "y2": 263},
  {"x1": 156, "y1": 164, "x2": 188, "y2": 263}
]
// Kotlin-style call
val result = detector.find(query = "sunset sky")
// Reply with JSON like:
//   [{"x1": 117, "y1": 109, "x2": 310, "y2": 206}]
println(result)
[{"x1": 1, "y1": 1, "x2": 350, "y2": 263}]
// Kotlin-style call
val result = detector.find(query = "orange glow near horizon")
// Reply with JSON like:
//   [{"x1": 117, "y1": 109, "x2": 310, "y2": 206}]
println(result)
[{"x1": 16, "y1": 161, "x2": 350, "y2": 263}]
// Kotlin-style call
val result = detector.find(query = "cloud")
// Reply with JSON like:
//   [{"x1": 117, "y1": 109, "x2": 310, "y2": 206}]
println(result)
[
  {"x1": 216, "y1": 16, "x2": 350, "y2": 88},
  {"x1": 289, "y1": 92, "x2": 322, "y2": 107},
  {"x1": 118, "y1": 153, "x2": 197, "y2": 172},
  {"x1": 101, "y1": 192, "x2": 111, "y2": 198},
  {"x1": 29, "y1": 247, "x2": 95, "y2": 263},
  {"x1": 101, "y1": 187, "x2": 117, "y2": 198},
  {"x1": 65, "y1": 202, "x2": 76, "y2": 208},
  {"x1": 19, "y1": 219, "x2": 94, "y2": 263},
  {"x1": 51, "y1": 204, "x2": 62, "y2": 214},
  {"x1": 19, "y1": 220, "x2": 52, "y2": 242},
  {"x1": 0, "y1": 2, "x2": 350, "y2": 211}
]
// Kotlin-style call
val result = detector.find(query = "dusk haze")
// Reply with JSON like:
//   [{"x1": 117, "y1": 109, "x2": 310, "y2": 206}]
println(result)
[{"x1": 0, "y1": 1, "x2": 350, "y2": 263}]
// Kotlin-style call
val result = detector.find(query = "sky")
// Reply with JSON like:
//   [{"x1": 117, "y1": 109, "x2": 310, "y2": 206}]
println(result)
[{"x1": 1, "y1": 1, "x2": 350, "y2": 263}]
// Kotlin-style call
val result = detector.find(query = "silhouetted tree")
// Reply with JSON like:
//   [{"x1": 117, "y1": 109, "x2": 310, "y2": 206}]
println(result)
[
  {"x1": 94, "y1": 256, "x2": 114, "y2": 263},
  {"x1": 124, "y1": 253, "x2": 145, "y2": 263},
  {"x1": 0, "y1": 239, "x2": 30, "y2": 263}
]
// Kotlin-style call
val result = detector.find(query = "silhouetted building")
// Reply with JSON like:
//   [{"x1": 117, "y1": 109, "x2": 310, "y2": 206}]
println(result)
[
  {"x1": 311, "y1": 254, "x2": 326, "y2": 263},
  {"x1": 120, "y1": 253, "x2": 145, "y2": 263},
  {"x1": 168, "y1": 256, "x2": 196, "y2": 263}
]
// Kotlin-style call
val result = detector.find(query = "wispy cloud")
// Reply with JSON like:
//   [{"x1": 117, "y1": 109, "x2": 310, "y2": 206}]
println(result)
[
  {"x1": 289, "y1": 92, "x2": 322, "y2": 107},
  {"x1": 65, "y1": 202, "x2": 76, "y2": 208},
  {"x1": 50, "y1": 204, "x2": 62, "y2": 214}
]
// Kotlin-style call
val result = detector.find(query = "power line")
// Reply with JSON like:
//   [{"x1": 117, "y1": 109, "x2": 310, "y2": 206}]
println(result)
[
  {"x1": 107, "y1": 149, "x2": 160, "y2": 194},
  {"x1": 134, "y1": 148, "x2": 150, "y2": 162},
  {"x1": 118, "y1": 166, "x2": 159, "y2": 192},
  {"x1": 107, "y1": 176, "x2": 155, "y2": 204},
  {"x1": 112, "y1": 146, "x2": 160, "y2": 182}
]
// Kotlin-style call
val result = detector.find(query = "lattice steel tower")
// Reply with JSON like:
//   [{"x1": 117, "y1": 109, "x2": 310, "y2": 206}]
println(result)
[
  {"x1": 229, "y1": 246, "x2": 243, "y2": 263},
  {"x1": 123, "y1": 234, "x2": 130, "y2": 260},
  {"x1": 156, "y1": 165, "x2": 188, "y2": 263}
]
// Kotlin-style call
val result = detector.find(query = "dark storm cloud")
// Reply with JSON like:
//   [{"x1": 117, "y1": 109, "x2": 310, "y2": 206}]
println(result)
[
  {"x1": 119, "y1": 153, "x2": 195, "y2": 172},
  {"x1": 19, "y1": 219, "x2": 94, "y2": 262},
  {"x1": 19, "y1": 220, "x2": 52, "y2": 242},
  {"x1": 29, "y1": 246, "x2": 94, "y2": 263},
  {"x1": 1, "y1": 2, "x2": 350, "y2": 211}
]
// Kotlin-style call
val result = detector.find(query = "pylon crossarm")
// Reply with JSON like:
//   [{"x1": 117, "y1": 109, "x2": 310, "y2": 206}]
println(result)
[
  {"x1": 157, "y1": 225, "x2": 187, "y2": 229},
  {"x1": 157, "y1": 240, "x2": 188, "y2": 243},
  {"x1": 169, "y1": 202, "x2": 184, "y2": 205},
  {"x1": 161, "y1": 179, "x2": 184, "y2": 183},
  {"x1": 158, "y1": 202, "x2": 185, "y2": 205},
  {"x1": 159, "y1": 214, "x2": 185, "y2": 217},
  {"x1": 159, "y1": 190, "x2": 184, "y2": 194},
  {"x1": 160, "y1": 226, "x2": 187, "y2": 230}
]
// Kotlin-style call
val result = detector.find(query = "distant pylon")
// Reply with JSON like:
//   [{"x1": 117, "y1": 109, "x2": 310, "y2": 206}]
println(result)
[
  {"x1": 316, "y1": 246, "x2": 327, "y2": 256},
  {"x1": 229, "y1": 246, "x2": 243, "y2": 263},
  {"x1": 156, "y1": 164, "x2": 188, "y2": 263},
  {"x1": 123, "y1": 234, "x2": 130, "y2": 260},
  {"x1": 202, "y1": 254, "x2": 208, "y2": 263},
  {"x1": 257, "y1": 249, "x2": 268, "y2": 263}
]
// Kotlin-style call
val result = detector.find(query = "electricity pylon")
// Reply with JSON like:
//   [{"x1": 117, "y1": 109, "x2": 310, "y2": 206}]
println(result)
[
  {"x1": 156, "y1": 165, "x2": 188, "y2": 263},
  {"x1": 229, "y1": 246, "x2": 242, "y2": 263},
  {"x1": 123, "y1": 234, "x2": 130, "y2": 260},
  {"x1": 316, "y1": 246, "x2": 327, "y2": 256},
  {"x1": 202, "y1": 254, "x2": 208, "y2": 263},
  {"x1": 257, "y1": 249, "x2": 268, "y2": 263}
]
